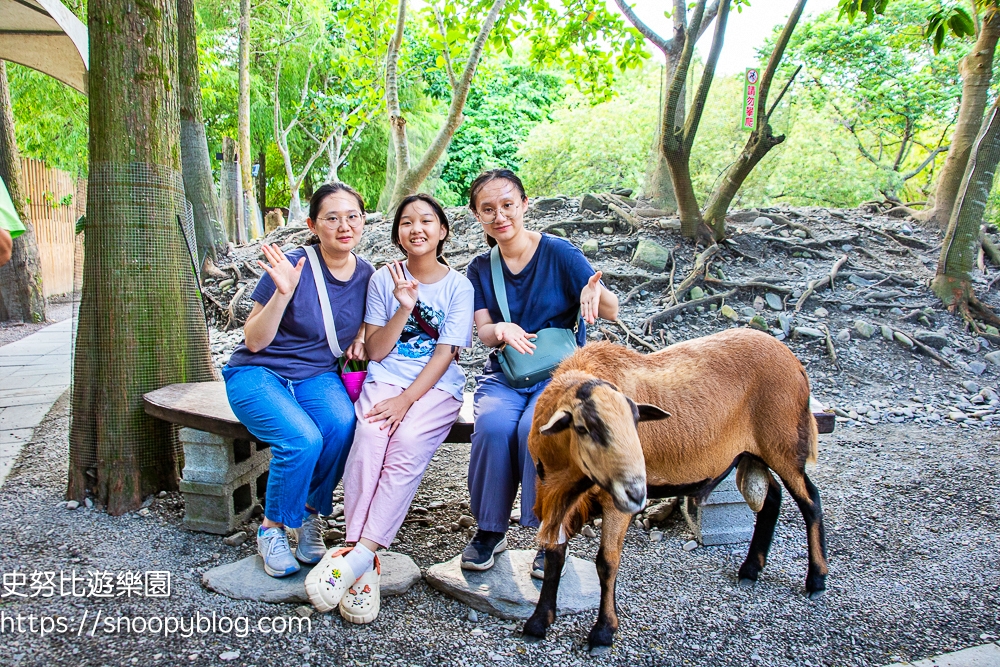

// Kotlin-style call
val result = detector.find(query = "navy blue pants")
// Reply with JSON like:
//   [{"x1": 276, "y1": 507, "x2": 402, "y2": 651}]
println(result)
[
  {"x1": 468, "y1": 372, "x2": 550, "y2": 533},
  {"x1": 223, "y1": 365, "x2": 356, "y2": 529}
]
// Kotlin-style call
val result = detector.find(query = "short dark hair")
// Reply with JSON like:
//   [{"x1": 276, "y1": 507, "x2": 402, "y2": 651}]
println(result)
[
  {"x1": 392, "y1": 193, "x2": 450, "y2": 264},
  {"x1": 467, "y1": 169, "x2": 527, "y2": 248}
]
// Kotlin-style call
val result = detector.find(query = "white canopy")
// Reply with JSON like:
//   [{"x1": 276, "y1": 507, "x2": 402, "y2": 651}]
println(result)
[{"x1": 0, "y1": 0, "x2": 88, "y2": 94}]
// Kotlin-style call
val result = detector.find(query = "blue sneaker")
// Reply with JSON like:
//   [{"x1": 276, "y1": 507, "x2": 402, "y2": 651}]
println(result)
[
  {"x1": 257, "y1": 527, "x2": 300, "y2": 578},
  {"x1": 294, "y1": 513, "x2": 327, "y2": 564}
]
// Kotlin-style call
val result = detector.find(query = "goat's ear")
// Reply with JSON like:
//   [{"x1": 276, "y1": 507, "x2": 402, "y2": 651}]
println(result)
[
  {"x1": 636, "y1": 403, "x2": 671, "y2": 422},
  {"x1": 539, "y1": 410, "x2": 573, "y2": 435}
]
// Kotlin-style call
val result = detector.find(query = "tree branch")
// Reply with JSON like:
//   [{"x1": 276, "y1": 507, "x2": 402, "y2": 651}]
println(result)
[
  {"x1": 901, "y1": 145, "x2": 950, "y2": 181},
  {"x1": 405, "y1": 0, "x2": 508, "y2": 190},
  {"x1": 385, "y1": 0, "x2": 410, "y2": 179},
  {"x1": 663, "y1": 0, "x2": 705, "y2": 144},
  {"x1": 755, "y1": 0, "x2": 806, "y2": 128},
  {"x1": 614, "y1": 0, "x2": 670, "y2": 53},
  {"x1": 433, "y1": 6, "x2": 459, "y2": 91},
  {"x1": 766, "y1": 64, "x2": 801, "y2": 118},
  {"x1": 683, "y1": 0, "x2": 729, "y2": 149}
]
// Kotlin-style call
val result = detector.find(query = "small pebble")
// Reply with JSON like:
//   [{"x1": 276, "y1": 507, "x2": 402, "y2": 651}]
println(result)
[
  {"x1": 458, "y1": 515, "x2": 475, "y2": 528},
  {"x1": 581, "y1": 525, "x2": 597, "y2": 538},
  {"x1": 683, "y1": 540, "x2": 699, "y2": 552},
  {"x1": 223, "y1": 531, "x2": 247, "y2": 547},
  {"x1": 649, "y1": 530, "x2": 664, "y2": 543},
  {"x1": 219, "y1": 652, "x2": 239, "y2": 662},
  {"x1": 468, "y1": 609, "x2": 478, "y2": 622},
  {"x1": 65, "y1": 500, "x2": 79, "y2": 510}
]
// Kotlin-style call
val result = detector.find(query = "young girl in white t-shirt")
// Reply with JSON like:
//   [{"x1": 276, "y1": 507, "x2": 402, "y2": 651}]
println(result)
[{"x1": 305, "y1": 194, "x2": 474, "y2": 622}]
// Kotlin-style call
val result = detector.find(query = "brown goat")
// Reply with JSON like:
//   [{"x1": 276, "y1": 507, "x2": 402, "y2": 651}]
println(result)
[{"x1": 522, "y1": 329, "x2": 827, "y2": 654}]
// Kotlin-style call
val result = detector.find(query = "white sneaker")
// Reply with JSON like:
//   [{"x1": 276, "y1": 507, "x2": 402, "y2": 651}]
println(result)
[{"x1": 339, "y1": 555, "x2": 381, "y2": 624}]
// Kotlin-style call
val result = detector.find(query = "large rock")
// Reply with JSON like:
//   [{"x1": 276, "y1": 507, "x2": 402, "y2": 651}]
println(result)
[
  {"x1": 630, "y1": 239, "x2": 671, "y2": 272},
  {"x1": 579, "y1": 193, "x2": 608, "y2": 214},
  {"x1": 854, "y1": 320, "x2": 876, "y2": 339},
  {"x1": 424, "y1": 550, "x2": 599, "y2": 620},
  {"x1": 532, "y1": 197, "x2": 566, "y2": 213},
  {"x1": 913, "y1": 330, "x2": 949, "y2": 350},
  {"x1": 202, "y1": 552, "x2": 421, "y2": 604},
  {"x1": 581, "y1": 239, "x2": 599, "y2": 257}
]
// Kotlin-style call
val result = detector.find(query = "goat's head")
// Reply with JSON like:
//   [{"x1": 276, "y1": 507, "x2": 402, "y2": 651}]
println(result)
[{"x1": 538, "y1": 378, "x2": 670, "y2": 514}]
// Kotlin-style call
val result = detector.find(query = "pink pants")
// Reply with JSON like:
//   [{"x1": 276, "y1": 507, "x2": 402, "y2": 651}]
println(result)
[{"x1": 343, "y1": 380, "x2": 462, "y2": 547}]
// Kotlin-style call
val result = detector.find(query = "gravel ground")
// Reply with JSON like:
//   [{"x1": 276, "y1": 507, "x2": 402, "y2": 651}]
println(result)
[
  {"x1": 0, "y1": 295, "x2": 76, "y2": 346},
  {"x1": 0, "y1": 390, "x2": 997, "y2": 667}
]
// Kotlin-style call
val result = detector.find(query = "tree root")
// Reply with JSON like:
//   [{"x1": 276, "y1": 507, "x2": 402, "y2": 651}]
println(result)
[
  {"x1": 704, "y1": 277, "x2": 793, "y2": 293},
  {"x1": 795, "y1": 254, "x2": 849, "y2": 311},
  {"x1": 874, "y1": 321, "x2": 953, "y2": 369},
  {"x1": 225, "y1": 284, "x2": 248, "y2": 330},
  {"x1": 644, "y1": 289, "x2": 738, "y2": 330},
  {"x1": 607, "y1": 202, "x2": 639, "y2": 234},
  {"x1": 615, "y1": 319, "x2": 660, "y2": 351},
  {"x1": 673, "y1": 245, "x2": 720, "y2": 302}
]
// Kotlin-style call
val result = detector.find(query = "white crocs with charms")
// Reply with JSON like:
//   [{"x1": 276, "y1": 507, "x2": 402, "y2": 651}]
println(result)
[
  {"x1": 338, "y1": 555, "x2": 381, "y2": 624},
  {"x1": 304, "y1": 547, "x2": 355, "y2": 613}
]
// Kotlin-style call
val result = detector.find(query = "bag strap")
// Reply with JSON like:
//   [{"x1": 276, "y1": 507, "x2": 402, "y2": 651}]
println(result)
[
  {"x1": 490, "y1": 246, "x2": 512, "y2": 323},
  {"x1": 411, "y1": 304, "x2": 439, "y2": 340},
  {"x1": 303, "y1": 245, "x2": 344, "y2": 359}
]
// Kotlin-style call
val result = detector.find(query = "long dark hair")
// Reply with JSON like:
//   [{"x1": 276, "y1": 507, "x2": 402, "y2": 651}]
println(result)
[
  {"x1": 392, "y1": 193, "x2": 450, "y2": 265},
  {"x1": 467, "y1": 169, "x2": 527, "y2": 248},
  {"x1": 306, "y1": 181, "x2": 366, "y2": 245}
]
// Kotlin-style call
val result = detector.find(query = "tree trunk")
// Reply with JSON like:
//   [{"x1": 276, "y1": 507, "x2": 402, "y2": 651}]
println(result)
[
  {"x1": 69, "y1": 0, "x2": 216, "y2": 514},
  {"x1": 178, "y1": 0, "x2": 226, "y2": 264},
  {"x1": 237, "y1": 0, "x2": 260, "y2": 238},
  {"x1": 257, "y1": 149, "x2": 266, "y2": 209},
  {"x1": 932, "y1": 97, "x2": 1000, "y2": 328},
  {"x1": 703, "y1": 0, "x2": 806, "y2": 240},
  {"x1": 384, "y1": 0, "x2": 508, "y2": 210},
  {"x1": 922, "y1": 8, "x2": 1000, "y2": 230},
  {"x1": 646, "y1": 60, "x2": 681, "y2": 211},
  {"x1": 0, "y1": 61, "x2": 46, "y2": 323}
]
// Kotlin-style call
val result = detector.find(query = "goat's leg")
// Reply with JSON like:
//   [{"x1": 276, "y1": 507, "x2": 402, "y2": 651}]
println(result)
[
  {"x1": 738, "y1": 473, "x2": 782, "y2": 588},
  {"x1": 782, "y1": 472, "x2": 828, "y2": 599},
  {"x1": 586, "y1": 506, "x2": 630, "y2": 655},
  {"x1": 522, "y1": 542, "x2": 566, "y2": 640}
]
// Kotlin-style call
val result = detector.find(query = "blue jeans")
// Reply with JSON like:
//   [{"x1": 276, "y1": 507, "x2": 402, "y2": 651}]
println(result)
[
  {"x1": 468, "y1": 372, "x2": 550, "y2": 533},
  {"x1": 223, "y1": 365, "x2": 356, "y2": 528}
]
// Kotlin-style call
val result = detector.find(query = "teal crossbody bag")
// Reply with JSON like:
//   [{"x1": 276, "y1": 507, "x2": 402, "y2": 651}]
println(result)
[{"x1": 490, "y1": 246, "x2": 579, "y2": 389}]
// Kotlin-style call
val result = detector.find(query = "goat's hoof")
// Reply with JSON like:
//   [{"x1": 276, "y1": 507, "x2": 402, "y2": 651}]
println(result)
[
  {"x1": 588, "y1": 644, "x2": 613, "y2": 657},
  {"x1": 738, "y1": 578, "x2": 757, "y2": 589},
  {"x1": 807, "y1": 589, "x2": 827, "y2": 601},
  {"x1": 522, "y1": 633, "x2": 544, "y2": 644}
]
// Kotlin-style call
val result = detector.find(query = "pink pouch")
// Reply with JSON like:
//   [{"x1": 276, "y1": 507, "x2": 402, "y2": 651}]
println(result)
[{"x1": 341, "y1": 370, "x2": 367, "y2": 403}]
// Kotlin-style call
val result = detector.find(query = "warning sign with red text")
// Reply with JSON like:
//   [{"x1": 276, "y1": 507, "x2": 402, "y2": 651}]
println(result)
[{"x1": 743, "y1": 68, "x2": 759, "y2": 131}]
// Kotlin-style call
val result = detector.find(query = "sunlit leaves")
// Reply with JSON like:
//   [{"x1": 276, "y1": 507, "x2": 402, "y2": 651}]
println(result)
[{"x1": 925, "y1": 7, "x2": 975, "y2": 54}]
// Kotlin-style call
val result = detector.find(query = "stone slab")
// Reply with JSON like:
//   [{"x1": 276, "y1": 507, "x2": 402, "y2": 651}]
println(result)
[
  {"x1": 202, "y1": 552, "x2": 421, "y2": 604},
  {"x1": 424, "y1": 549, "x2": 599, "y2": 620},
  {"x1": 886, "y1": 643, "x2": 1000, "y2": 667}
]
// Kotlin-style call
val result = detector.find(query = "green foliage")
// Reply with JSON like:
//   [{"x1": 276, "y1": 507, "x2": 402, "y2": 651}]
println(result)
[
  {"x1": 8, "y1": 64, "x2": 89, "y2": 176},
  {"x1": 780, "y1": 0, "x2": 965, "y2": 199},
  {"x1": 926, "y1": 6, "x2": 975, "y2": 54},
  {"x1": 439, "y1": 64, "x2": 563, "y2": 201},
  {"x1": 517, "y1": 65, "x2": 659, "y2": 195}
]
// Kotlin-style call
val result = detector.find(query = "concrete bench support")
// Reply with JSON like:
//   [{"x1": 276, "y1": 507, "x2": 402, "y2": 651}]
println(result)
[
  {"x1": 680, "y1": 470, "x2": 754, "y2": 546},
  {"x1": 177, "y1": 428, "x2": 272, "y2": 534}
]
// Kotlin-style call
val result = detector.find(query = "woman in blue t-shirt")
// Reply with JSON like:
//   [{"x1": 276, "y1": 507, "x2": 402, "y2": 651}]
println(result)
[
  {"x1": 223, "y1": 182, "x2": 375, "y2": 578},
  {"x1": 461, "y1": 169, "x2": 619, "y2": 577}
]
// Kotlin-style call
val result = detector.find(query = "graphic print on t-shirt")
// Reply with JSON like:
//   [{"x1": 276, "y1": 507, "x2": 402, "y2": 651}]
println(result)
[{"x1": 396, "y1": 300, "x2": 444, "y2": 360}]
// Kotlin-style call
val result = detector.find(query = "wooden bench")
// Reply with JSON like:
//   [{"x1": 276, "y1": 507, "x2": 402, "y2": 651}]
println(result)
[
  {"x1": 143, "y1": 381, "x2": 473, "y2": 534},
  {"x1": 143, "y1": 382, "x2": 832, "y2": 536}
]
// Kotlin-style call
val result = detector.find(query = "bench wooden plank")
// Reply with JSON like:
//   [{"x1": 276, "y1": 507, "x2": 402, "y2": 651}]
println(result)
[
  {"x1": 144, "y1": 382, "x2": 832, "y2": 442},
  {"x1": 144, "y1": 382, "x2": 476, "y2": 443}
]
